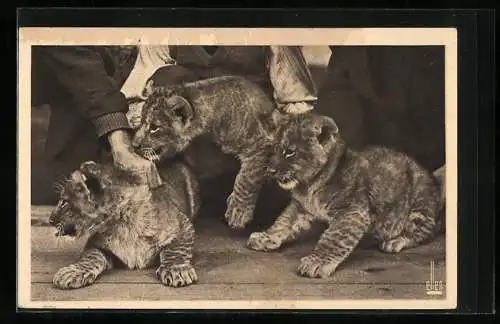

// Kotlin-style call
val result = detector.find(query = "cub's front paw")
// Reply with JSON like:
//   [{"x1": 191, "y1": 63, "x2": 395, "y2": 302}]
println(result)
[
  {"x1": 53, "y1": 265, "x2": 98, "y2": 290},
  {"x1": 247, "y1": 232, "x2": 281, "y2": 252},
  {"x1": 297, "y1": 254, "x2": 338, "y2": 279},
  {"x1": 379, "y1": 236, "x2": 411, "y2": 253},
  {"x1": 224, "y1": 194, "x2": 254, "y2": 229},
  {"x1": 156, "y1": 264, "x2": 198, "y2": 288}
]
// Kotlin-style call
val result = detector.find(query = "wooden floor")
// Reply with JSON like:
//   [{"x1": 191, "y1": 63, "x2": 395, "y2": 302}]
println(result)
[{"x1": 30, "y1": 205, "x2": 447, "y2": 301}]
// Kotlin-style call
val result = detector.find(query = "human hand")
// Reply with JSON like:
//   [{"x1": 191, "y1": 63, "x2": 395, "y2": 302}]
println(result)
[
  {"x1": 280, "y1": 101, "x2": 314, "y2": 115},
  {"x1": 107, "y1": 129, "x2": 163, "y2": 188},
  {"x1": 126, "y1": 101, "x2": 145, "y2": 130},
  {"x1": 120, "y1": 46, "x2": 175, "y2": 100}
]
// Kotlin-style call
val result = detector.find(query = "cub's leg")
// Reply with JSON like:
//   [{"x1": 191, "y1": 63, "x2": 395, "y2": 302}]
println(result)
[
  {"x1": 378, "y1": 181, "x2": 441, "y2": 253},
  {"x1": 225, "y1": 154, "x2": 268, "y2": 229},
  {"x1": 156, "y1": 216, "x2": 198, "y2": 288},
  {"x1": 53, "y1": 247, "x2": 113, "y2": 290},
  {"x1": 247, "y1": 202, "x2": 313, "y2": 251},
  {"x1": 373, "y1": 199, "x2": 410, "y2": 253},
  {"x1": 379, "y1": 202, "x2": 440, "y2": 253},
  {"x1": 298, "y1": 206, "x2": 372, "y2": 278}
]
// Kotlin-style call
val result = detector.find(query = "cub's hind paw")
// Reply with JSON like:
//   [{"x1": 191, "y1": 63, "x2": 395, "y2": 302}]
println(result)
[
  {"x1": 224, "y1": 194, "x2": 254, "y2": 229},
  {"x1": 379, "y1": 236, "x2": 411, "y2": 253},
  {"x1": 156, "y1": 264, "x2": 198, "y2": 288},
  {"x1": 297, "y1": 254, "x2": 339, "y2": 279},
  {"x1": 247, "y1": 232, "x2": 281, "y2": 252},
  {"x1": 53, "y1": 265, "x2": 97, "y2": 290}
]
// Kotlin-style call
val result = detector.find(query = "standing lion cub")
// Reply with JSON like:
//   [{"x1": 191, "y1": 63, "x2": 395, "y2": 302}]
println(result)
[{"x1": 131, "y1": 75, "x2": 278, "y2": 229}]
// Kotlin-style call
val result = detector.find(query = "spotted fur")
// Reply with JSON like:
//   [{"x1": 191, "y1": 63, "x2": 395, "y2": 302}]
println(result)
[
  {"x1": 247, "y1": 112, "x2": 444, "y2": 278},
  {"x1": 131, "y1": 76, "x2": 279, "y2": 229},
  {"x1": 49, "y1": 160, "x2": 200, "y2": 289}
]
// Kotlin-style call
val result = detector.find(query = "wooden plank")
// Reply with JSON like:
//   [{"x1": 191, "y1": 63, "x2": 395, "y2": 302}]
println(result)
[
  {"x1": 31, "y1": 282, "x2": 446, "y2": 301},
  {"x1": 31, "y1": 205, "x2": 54, "y2": 226},
  {"x1": 31, "y1": 250, "x2": 446, "y2": 285},
  {"x1": 29, "y1": 206, "x2": 447, "y2": 301},
  {"x1": 31, "y1": 227, "x2": 446, "y2": 284}
]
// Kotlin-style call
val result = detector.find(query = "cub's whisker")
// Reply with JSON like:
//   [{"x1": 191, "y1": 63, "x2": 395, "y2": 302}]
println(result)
[
  {"x1": 140, "y1": 147, "x2": 161, "y2": 163},
  {"x1": 52, "y1": 180, "x2": 66, "y2": 193},
  {"x1": 54, "y1": 233, "x2": 63, "y2": 248}
]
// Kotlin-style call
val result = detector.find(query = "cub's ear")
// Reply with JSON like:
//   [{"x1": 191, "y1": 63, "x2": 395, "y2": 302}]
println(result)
[
  {"x1": 79, "y1": 161, "x2": 102, "y2": 179},
  {"x1": 166, "y1": 95, "x2": 194, "y2": 127},
  {"x1": 79, "y1": 161, "x2": 105, "y2": 195},
  {"x1": 312, "y1": 115, "x2": 339, "y2": 145}
]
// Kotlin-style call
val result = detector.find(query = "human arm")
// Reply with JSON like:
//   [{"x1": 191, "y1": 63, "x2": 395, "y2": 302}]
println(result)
[
  {"x1": 266, "y1": 46, "x2": 318, "y2": 114},
  {"x1": 36, "y1": 46, "x2": 163, "y2": 187},
  {"x1": 36, "y1": 46, "x2": 131, "y2": 137}
]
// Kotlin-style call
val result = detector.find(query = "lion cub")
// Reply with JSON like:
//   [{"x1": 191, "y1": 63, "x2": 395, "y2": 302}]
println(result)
[
  {"x1": 131, "y1": 76, "x2": 278, "y2": 229},
  {"x1": 247, "y1": 112, "x2": 443, "y2": 278},
  {"x1": 49, "y1": 160, "x2": 200, "y2": 289}
]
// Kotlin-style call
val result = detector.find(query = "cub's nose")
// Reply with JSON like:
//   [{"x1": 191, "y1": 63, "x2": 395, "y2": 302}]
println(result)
[{"x1": 266, "y1": 167, "x2": 277, "y2": 176}]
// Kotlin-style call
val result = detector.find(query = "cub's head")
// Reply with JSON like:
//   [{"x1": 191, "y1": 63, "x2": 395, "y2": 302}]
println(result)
[
  {"x1": 268, "y1": 112, "x2": 341, "y2": 190},
  {"x1": 49, "y1": 161, "x2": 109, "y2": 238},
  {"x1": 132, "y1": 81, "x2": 197, "y2": 162}
]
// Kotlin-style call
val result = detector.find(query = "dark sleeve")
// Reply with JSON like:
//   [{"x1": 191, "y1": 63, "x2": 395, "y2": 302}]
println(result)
[
  {"x1": 266, "y1": 46, "x2": 318, "y2": 104},
  {"x1": 35, "y1": 46, "x2": 131, "y2": 138}
]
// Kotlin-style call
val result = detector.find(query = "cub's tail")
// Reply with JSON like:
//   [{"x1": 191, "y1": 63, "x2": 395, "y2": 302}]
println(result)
[
  {"x1": 432, "y1": 165, "x2": 446, "y2": 234},
  {"x1": 178, "y1": 163, "x2": 201, "y2": 221},
  {"x1": 157, "y1": 161, "x2": 201, "y2": 222}
]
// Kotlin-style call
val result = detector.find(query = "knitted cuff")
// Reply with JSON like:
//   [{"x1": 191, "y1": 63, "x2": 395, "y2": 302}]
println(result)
[{"x1": 92, "y1": 112, "x2": 132, "y2": 138}]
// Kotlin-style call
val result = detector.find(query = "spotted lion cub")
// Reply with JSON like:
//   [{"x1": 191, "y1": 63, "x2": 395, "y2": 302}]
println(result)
[
  {"x1": 247, "y1": 112, "x2": 443, "y2": 278},
  {"x1": 131, "y1": 75, "x2": 277, "y2": 229},
  {"x1": 49, "y1": 160, "x2": 200, "y2": 289}
]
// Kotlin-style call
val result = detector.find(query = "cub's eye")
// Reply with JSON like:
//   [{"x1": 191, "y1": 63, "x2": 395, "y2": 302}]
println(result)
[
  {"x1": 150, "y1": 124, "x2": 160, "y2": 134},
  {"x1": 283, "y1": 148, "x2": 296, "y2": 159},
  {"x1": 58, "y1": 199, "x2": 70, "y2": 210}
]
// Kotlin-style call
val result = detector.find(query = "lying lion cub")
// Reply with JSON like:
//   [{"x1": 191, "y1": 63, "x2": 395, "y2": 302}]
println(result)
[
  {"x1": 248, "y1": 112, "x2": 444, "y2": 278},
  {"x1": 49, "y1": 160, "x2": 200, "y2": 289}
]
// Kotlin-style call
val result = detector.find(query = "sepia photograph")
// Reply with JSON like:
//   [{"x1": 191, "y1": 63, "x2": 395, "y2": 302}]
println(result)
[{"x1": 18, "y1": 27, "x2": 457, "y2": 310}]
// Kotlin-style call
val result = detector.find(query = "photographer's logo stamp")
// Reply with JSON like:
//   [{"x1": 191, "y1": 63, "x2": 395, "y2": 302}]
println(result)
[{"x1": 425, "y1": 260, "x2": 444, "y2": 296}]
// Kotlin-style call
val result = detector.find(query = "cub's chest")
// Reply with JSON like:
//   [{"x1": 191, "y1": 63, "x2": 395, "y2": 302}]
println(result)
[
  {"x1": 101, "y1": 222, "x2": 162, "y2": 270},
  {"x1": 292, "y1": 189, "x2": 332, "y2": 222},
  {"x1": 94, "y1": 183, "x2": 182, "y2": 269},
  {"x1": 291, "y1": 183, "x2": 353, "y2": 222}
]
